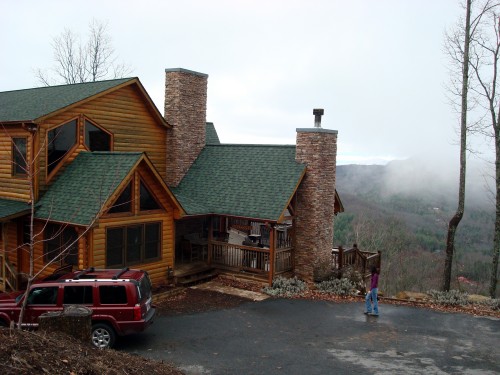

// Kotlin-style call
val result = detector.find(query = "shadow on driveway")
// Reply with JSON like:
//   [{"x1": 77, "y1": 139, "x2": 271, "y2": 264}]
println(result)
[{"x1": 118, "y1": 299, "x2": 500, "y2": 375}]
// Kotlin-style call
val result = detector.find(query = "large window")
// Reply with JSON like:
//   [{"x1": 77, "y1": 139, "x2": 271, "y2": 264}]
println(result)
[
  {"x1": 84, "y1": 120, "x2": 111, "y2": 151},
  {"x1": 47, "y1": 120, "x2": 77, "y2": 175},
  {"x1": 106, "y1": 222, "x2": 161, "y2": 267},
  {"x1": 140, "y1": 181, "x2": 160, "y2": 211},
  {"x1": 44, "y1": 223, "x2": 78, "y2": 266},
  {"x1": 108, "y1": 182, "x2": 132, "y2": 214},
  {"x1": 12, "y1": 137, "x2": 27, "y2": 176}
]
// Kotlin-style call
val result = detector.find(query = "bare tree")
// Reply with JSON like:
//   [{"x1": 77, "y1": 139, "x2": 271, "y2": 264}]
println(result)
[
  {"x1": 467, "y1": 3, "x2": 500, "y2": 297},
  {"x1": 36, "y1": 19, "x2": 132, "y2": 85}
]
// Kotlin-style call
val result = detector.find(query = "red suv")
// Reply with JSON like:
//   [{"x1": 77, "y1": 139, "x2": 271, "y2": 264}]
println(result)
[{"x1": 0, "y1": 267, "x2": 156, "y2": 348}]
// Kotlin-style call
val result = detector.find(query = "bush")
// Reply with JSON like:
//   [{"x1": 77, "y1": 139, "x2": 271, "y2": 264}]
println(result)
[
  {"x1": 263, "y1": 276, "x2": 308, "y2": 297},
  {"x1": 427, "y1": 289, "x2": 469, "y2": 307},
  {"x1": 316, "y1": 277, "x2": 357, "y2": 297},
  {"x1": 477, "y1": 298, "x2": 500, "y2": 310}
]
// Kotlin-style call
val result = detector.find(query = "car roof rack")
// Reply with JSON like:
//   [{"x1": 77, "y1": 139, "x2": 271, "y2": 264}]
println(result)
[
  {"x1": 112, "y1": 267, "x2": 130, "y2": 280},
  {"x1": 73, "y1": 267, "x2": 95, "y2": 280}
]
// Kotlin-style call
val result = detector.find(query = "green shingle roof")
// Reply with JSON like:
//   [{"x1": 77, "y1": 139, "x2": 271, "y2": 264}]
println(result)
[
  {"x1": 0, "y1": 198, "x2": 31, "y2": 221},
  {"x1": 0, "y1": 78, "x2": 134, "y2": 122},
  {"x1": 205, "y1": 122, "x2": 220, "y2": 145},
  {"x1": 172, "y1": 145, "x2": 306, "y2": 221},
  {"x1": 35, "y1": 152, "x2": 142, "y2": 226}
]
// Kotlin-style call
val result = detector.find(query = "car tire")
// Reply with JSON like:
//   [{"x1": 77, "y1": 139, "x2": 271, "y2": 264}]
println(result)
[{"x1": 91, "y1": 323, "x2": 116, "y2": 349}]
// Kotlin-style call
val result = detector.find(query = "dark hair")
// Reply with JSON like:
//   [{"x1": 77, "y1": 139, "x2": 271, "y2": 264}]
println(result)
[{"x1": 371, "y1": 266, "x2": 378, "y2": 274}]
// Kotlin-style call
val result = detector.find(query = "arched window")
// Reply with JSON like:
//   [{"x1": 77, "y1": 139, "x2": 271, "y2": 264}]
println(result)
[
  {"x1": 84, "y1": 120, "x2": 111, "y2": 151},
  {"x1": 47, "y1": 120, "x2": 77, "y2": 174}
]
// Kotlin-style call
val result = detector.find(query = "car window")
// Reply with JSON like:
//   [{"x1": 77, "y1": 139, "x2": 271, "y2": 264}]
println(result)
[
  {"x1": 63, "y1": 286, "x2": 93, "y2": 304},
  {"x1": 138, "y1": 275, "x2": 152, "y2": 302},
  {"x1": 99, "y1": 285, "x2": 127, "y2": 304},
  {"x1": 27, "y1": 287, "x2": 58, "y2": 305}
]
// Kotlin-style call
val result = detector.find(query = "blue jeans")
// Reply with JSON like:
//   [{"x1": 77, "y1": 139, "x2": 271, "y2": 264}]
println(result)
[{"x1": 365, "y1": 288, "x2": 378, "y2": 315}]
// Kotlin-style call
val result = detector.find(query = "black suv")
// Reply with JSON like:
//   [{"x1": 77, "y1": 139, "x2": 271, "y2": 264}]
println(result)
[{"x1": 0, "y1": 267, "x2": 156, "y2": 348}]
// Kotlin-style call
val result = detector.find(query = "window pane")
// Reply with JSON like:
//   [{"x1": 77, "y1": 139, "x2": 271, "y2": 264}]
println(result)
[
  {"x1": 63, "y1": 286, "x2": 93, "y2": 304},
  {"x1": 126, "y1": 226, "x2": 142, "y2": 263},
  {"x1": 62, "y1": 227, "x2": 78, "y2": 266},
  {"x1": 140, "y1": 181, "x2": 160, "y2": 211},
  {"x1": 99, "y1": 285, "x2": 127, "y2": 304},
  {"x1": 44, "y1": 224, "x2": 61, "y2": 263},
  {"x1": 12, "y1": 138, "x2": 27, "y2": 175},
  {"x1": 106, "y1": 228, "x2": 124, "y2": 267},
  {"x1": 85, "y1": 120, "x2": 111, "y2": 151},
  {"x1": 108, "y1": 183, "x2": 132, "y2": 213},
  {"x1": 144, "y1": 223, "x2": 160, "y2": 260},
  {"x1": 47, "y1": 120, "x2": 77, "y2": 174},
  {"x1": 28, "y1": 287, "x2": 58, "y2": 305}
]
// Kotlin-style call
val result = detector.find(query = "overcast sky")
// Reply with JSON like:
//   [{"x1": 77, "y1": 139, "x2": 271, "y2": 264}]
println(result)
[{"x1": 1, "y1": 0, "x2": 494, "y2": 166}]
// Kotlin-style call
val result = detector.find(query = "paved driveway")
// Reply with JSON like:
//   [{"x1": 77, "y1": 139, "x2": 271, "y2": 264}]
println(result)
[{"x1": 118, "y1": 299, "x2": 500, "y2": 375}]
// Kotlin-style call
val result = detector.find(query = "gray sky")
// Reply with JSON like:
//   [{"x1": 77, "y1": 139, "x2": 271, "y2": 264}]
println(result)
[{"x1": 1, "y1": 0, "x2": 493, "y2": 166}]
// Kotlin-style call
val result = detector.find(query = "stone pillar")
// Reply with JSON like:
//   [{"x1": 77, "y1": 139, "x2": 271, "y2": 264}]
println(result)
[
  {"x1": 164, "y1": 68, "x2": 208, "y2": 187},
  {"x1": 294, "y1": 127, "x2": 338, "y2": 283}
]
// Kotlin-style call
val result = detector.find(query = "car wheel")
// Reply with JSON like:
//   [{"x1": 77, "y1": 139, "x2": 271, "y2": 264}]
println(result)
[{"x1": 91, "y1": 323, "x2": 116, "y2": 349}]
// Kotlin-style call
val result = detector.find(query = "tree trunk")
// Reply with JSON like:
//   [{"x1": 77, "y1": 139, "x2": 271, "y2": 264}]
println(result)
[
  {"x1": 443, "y1": 0, "x2": 471, "y2": 292},
  {"x1": 490, "y1": 127, "x2": 500, "y2": 297}
]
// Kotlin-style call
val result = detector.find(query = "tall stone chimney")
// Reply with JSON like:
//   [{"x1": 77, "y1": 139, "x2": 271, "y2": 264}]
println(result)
[
  {"x1": 294, "y1": 110, "x2": 338, "y2": 283},
  {"x1": 164, "y1": 68, "x2": 208, "y2": 187}
]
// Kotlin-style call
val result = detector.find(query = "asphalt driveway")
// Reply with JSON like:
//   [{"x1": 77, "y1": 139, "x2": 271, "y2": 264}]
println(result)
[{"x1": 118, "y1": 299, "x2": 500, "y2": 375}]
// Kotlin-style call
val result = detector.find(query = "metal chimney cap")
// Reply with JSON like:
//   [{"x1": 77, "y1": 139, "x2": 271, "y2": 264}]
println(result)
[{"x1": 313, "y1": 108, "x2": 324, "y2": 128}]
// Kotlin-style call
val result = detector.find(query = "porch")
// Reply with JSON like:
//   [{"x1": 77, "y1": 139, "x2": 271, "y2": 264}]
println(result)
[
  {"x1": 332, "y1": 245, "x2": 381, "y2": 287},
  {"x1": 174, "y1": 217, "x2": 294, "y2": 285}
]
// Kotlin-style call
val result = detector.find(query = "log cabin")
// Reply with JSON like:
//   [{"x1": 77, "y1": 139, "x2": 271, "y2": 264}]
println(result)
[{"x1": 0, "y1": 68, "x2": 353, "y2": 292}]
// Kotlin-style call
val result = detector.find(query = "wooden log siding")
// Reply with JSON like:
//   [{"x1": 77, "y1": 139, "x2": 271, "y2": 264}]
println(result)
[{"x1": 37, "y1": 84, "x2": 167, "y2": 193}]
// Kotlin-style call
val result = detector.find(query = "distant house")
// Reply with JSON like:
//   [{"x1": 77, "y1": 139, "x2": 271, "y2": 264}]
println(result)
[{"x1": 0, "y1": 68, "x2": 343, "y2": 291}]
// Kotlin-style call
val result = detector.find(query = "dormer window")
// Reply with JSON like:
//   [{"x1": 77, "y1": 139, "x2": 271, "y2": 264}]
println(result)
[
  {"x1": 84, "y1": 120, "x2": 111, "y2": 151},
  {"x1": 47, "y1": 119, "x2": 77, "y2": 175}
]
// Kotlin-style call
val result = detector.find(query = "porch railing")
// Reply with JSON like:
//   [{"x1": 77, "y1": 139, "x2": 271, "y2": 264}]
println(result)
[
  {"x1": 210, "y1": 241, "x2": 293, "y2": 275},
  {"x1": 332, "y1": 246, "x2": 381, "y2": 281},
  {"x1": 0, "y1": 252, "x2": 18, "y2": 292}
]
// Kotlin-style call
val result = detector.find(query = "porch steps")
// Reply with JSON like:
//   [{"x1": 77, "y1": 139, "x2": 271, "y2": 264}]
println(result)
[{"x1": 176, "y1": 267, "x2": 219, "y2": 287}]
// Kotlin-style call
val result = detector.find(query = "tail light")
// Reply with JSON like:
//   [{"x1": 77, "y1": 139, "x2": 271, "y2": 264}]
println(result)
[{"x1": 133, "y1": 304, "x2": 142, "y2": 321}]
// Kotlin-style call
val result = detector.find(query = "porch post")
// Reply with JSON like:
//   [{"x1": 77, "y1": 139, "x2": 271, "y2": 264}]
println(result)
[
  {"x1": 268, "y1": 225, "x2": 276, "y2": 286},
  {"x1": 207, "y1": 216, "x2": 213, "y2": 265}
]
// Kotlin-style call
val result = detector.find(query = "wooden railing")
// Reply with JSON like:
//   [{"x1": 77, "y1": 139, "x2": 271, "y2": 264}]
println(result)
[
  {"x1": 332, "y1": 246, "x2": 381, "y2": 279},
  {"x1": 210, "y1": 241, "x2": 293, "y2": 275},
  {"x1": 0, "y1": 253, "x2": 18, "y2": 292}
]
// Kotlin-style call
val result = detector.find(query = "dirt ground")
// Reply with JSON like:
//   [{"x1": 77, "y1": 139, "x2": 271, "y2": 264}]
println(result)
[{"x1": 1, "y1": 277, "x2": 498, "y2": 375}]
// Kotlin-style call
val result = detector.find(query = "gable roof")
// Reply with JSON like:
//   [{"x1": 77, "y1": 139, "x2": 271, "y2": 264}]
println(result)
[
  {"x1": 0, "y1": 198, "x2": 31, "y2": 222},
  {"x1": 35, "y1": 152, "x2": 143, "y2": 226},
  {"x1": 172, "y1": 144, "x2": 306, "y2": 222},
  {"x1": 0, "y1": 78, "x2": 168, "y2": 127}
]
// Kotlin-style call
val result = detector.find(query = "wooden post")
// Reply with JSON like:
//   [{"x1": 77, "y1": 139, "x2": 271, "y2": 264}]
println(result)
[
  {"x1": 268, "y1": 226, "x2": 275, "y2": 286},
  {"x1": 207, "y1": 216, "x2": 213, "y2": 265},
  {"x1": 338, "y1": 246, "x2": 343, "y2": 269},
  {"x1": 377, "y1": 250, "x2": 382, "y2": 271}
]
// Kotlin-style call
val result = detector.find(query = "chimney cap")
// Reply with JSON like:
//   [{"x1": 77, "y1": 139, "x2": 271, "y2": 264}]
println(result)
[{"x1": 313, "y1": 108, "x2": 324, "y2": 128}]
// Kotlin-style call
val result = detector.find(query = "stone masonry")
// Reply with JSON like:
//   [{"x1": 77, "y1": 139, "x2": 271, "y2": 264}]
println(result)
[
  {"x1": 164, "y1": 68, "x2": 208, "y2": 187},
  {"x1": 294, "y1": 128, "x2": 338, "y2": 283}
]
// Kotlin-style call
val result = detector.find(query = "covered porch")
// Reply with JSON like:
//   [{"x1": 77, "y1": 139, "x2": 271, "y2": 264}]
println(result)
[{"x1": 174, "y1": 216, "x2": 294, "y2": 284}]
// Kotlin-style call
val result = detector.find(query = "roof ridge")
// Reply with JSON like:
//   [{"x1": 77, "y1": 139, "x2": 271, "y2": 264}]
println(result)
[{"x1": 0, "y1": 77, "x2": 136, "y2": 94}]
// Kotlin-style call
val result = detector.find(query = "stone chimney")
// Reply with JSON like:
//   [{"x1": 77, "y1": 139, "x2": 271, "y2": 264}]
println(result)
[
  {"x1": 294, "y1": 110, "x2": 338, "y2": 283},
  {"x1": 164, "y1": 68, "x2": 208, "y2": 187}
]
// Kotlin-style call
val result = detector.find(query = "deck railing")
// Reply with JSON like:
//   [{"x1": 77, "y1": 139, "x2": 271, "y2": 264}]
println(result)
[
  {"x1": 0, "y1": 253, "x2": 18, "y2": 292},
  {"x1": 332, "y1": 246, "x2": 381, "y2": 280},
  {"x1": 210, "y1": 241, "x2": 293, "y2": 275}
]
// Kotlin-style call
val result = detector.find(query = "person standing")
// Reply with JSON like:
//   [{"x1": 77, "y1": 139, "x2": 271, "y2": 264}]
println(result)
[{"x1": 364, "y1": 266, "x2": 379, "y2": 316}]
